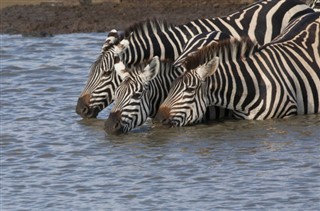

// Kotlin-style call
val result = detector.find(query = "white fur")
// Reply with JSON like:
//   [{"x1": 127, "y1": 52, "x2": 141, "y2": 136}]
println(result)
[
  {"x1": 105, "y1": 36, "x2": 117, "y2": 44},
  {"x1": 114, "y1": 39, "x2": 130, "y2": 55},
  {"x1": 141, "y1": 56, "x2": 160, "y2": 82},
  {"x1": 114, "y1": 61, "x2": 128, "y2": 79},
  {"x1": 196, "y1": 57, "x2": 219, "y2": 80}
]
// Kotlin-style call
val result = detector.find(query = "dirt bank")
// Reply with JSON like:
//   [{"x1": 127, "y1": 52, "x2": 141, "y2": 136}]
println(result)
[{"x1": 0, "y1": 0, "x2": 251, "y2": 36}]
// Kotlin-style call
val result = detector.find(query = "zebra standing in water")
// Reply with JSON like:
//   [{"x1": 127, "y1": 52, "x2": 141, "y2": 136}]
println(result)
[
  {"x1": 105, "y1": 32, "x2": 232, "y2": 134},
  {"x1": 76, "y1": 20, "x2": 173, "y2": 118},
  {"x1": 76, "y1": 0, "x2": 315, "y2": 119},
  {"x1": 155, "y1": 12, "x2": 320, "y2": 127}
]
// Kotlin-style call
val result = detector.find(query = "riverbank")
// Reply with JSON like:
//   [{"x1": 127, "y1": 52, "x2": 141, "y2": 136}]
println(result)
[{"x1": 1, "y1": 0, "x2": 251, "y2": 36}]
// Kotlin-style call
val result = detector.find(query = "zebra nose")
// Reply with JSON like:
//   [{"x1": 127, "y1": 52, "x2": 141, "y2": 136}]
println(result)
[
  {"x1": 104, "y1": 111, "x2": 123, "y2": 135},
  {"x1": 154, "y1": 106, "x2": 171, "y2": 125},
  {"x1": 76, "y1": 97, "x2": 89, "y2": 116},
  {"x1": 76, "y1": 94, "x2": 98, "y2": 118}
]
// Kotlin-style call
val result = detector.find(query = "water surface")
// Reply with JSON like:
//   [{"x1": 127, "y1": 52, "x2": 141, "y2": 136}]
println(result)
[{"x1": 1, "y1": 33, "x2": 320, "y2": 210}]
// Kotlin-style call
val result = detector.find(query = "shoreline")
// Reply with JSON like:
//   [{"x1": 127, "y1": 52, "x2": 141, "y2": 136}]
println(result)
[{"x1": 1, "y1": 1, "x2": 251, "y2": 36}]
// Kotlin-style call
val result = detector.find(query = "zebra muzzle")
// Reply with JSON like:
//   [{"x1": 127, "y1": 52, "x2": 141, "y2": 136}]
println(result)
[
  {"x1": 154, "y1": 106, "x2": 174, "y2": 126},
  {"x1": 76, "y1": 94, "x2": 99, "y2": 118},
  {"x1": 104, "y1": 111, "x2": 124, "y2": 135}
]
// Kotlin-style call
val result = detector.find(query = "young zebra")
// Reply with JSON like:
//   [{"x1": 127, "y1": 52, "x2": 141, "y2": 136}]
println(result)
[
  {"x1": 76, "y1": 0, "x2": 315, "y2": 119},
  {"x1": 155, "y1": 12, "x2": 320, "y2": 127}
]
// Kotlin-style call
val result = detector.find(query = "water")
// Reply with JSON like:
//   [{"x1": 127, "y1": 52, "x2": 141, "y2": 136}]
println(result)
[{"x1": 1, "y1": 33, "x2": 320, "y2": 210}]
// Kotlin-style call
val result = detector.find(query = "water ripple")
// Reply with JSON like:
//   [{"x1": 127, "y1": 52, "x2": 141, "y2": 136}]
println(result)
[{"x1": 1, "y1": 33, "x2": 320, "y2": 210}]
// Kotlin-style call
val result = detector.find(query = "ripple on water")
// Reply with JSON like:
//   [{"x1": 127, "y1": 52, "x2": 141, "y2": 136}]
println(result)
[{"x1": 1, "y1": 33, "x2": 320, "y2": 210}]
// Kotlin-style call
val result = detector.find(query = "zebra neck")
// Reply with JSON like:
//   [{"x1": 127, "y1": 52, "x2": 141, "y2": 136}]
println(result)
[
  {"x1": 148, "y1": 64, "x2": 184, "y2": 118},
  {"x1": 206, "y1": 55, "x2": 260, "y2": 115}
]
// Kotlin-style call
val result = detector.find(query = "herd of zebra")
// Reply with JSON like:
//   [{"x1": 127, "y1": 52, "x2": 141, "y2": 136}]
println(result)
[{"x1": 76, "y1": 0, "x2": 320, "y2": 135}]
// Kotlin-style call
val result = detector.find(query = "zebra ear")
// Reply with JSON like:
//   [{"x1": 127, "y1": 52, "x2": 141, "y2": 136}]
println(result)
[
  {"x1": 115, "y1": 39, "x2": 130, "y2": 55},
  {"x1": 141, "y1": 56, "x2": 160, "y2": 82},
  {"x1": 196, "y1": 57, "x2": 219, "y2": 80},
  {"x1": 102, "y1": 29, "x2": 119, "y2": 51},
  {"x1": 115, "y1": 60, "x2": 129, "y2": 80}
]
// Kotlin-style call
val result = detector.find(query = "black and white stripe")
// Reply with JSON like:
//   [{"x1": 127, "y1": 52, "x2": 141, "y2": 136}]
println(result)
[
  {"x1": 155, "y1": 12, "x2": 320, "y2": 127},
  {"x1": 75, "y1": 22, "x2": 170, "y2": 118},
  {"x1": 105, "y1": 31, "x2": 231, "y2": 134},
  {"x1": 77, "y1": 0, "x2": 314, "y2": 119}
]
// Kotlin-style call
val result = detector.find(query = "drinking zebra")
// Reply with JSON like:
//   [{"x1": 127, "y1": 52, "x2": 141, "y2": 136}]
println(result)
[
  {"x1": 155, "y1": 12, "x2": 320, "y2": 127},
  {"x1": 105, "y1": 31, "x2": 233, "y2": 134},
  {"x1": 76, "y1": 0, "x2": 314, "y2": 119},
  {"x1": 75, "y1": 20, "x2": 171, "y2": 118}
]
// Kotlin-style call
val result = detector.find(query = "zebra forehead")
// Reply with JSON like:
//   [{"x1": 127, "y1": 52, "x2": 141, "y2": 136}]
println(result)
[
  {"x1": 183, "y1": 36, "x2": 258, "y2": 70},
  {"x1": 121, "y1": 76, "x2": 144, "y2": 89}
]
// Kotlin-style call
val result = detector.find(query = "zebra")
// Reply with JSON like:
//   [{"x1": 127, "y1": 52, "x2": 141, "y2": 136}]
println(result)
[
  {"x1": 105, "y1": 31, "x2": 232, "y2": 134},
  {"x1": 76, "y1": 0, "x2": 315, "y2": 119},
  {"x1": 155, "y1": 12, "x2": 320, "y2": 127},
  {"x1": 75, "y1": 20, "x2": 172, "y2": 118}
]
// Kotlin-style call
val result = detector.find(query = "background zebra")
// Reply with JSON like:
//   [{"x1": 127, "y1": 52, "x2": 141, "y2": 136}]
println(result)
[
  {"x1": 76, "y1": 0, "x2": 315, "y2": 119},
  {"x1": 155, "y1": 12, "x2": 320, "y2": 127}
]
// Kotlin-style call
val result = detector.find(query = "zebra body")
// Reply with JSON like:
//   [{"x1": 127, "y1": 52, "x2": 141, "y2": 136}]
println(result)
[
  {"x1": 121, "y1": 0, "x2": 314, "y2": 65},
  {"x1": 155, "y1": 12, "x2": 320, "y2": 127},
  {"x1": 76, "y1": 0, "x2": 314, "y2": 119}
]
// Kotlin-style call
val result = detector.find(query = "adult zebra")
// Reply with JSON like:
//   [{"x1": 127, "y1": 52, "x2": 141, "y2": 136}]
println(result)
[
  {"x1": 76, "y1": 20, "x2": 172, "y2": 118},
  {"x1": 76, "y1": 0, "x2": 315, "y2": 119},
  {"x1": 155, "y1": 12, "x2": 320, "y2": 127}
]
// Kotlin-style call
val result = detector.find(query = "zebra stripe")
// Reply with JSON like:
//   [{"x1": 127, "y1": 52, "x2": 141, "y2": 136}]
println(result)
[
  {"x1": 77, "y1": 0, "x2": 314, "y2": 119},
  {"x1": 104, "y1": 31, "x2": 234, "y2": 134},
  {"x1": 121, "y1": 0, "x2": 314, "y2": 67},
  {"x1": 76, "y1": 21, "x2": 172, "y2": 118},
  {"x1": 155, "y1": 12, "x2": 320, "y2": 127}
]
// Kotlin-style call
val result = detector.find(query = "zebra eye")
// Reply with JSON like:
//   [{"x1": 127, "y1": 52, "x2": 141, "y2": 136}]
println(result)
[
  {"x1": 131, "y1": 93, "x2": 142, "y2": 99},
  {"x1": 185, "y1": 87, "x2": 195, "y2": 93},
  {"x1": 104, "y1": 71, "x2": 113, "y2": 77}
]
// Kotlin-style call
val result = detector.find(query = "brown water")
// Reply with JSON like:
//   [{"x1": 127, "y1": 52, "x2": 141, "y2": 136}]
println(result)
[{"x1": 1, "y1": 33, "x2": 320, "y2": 210}]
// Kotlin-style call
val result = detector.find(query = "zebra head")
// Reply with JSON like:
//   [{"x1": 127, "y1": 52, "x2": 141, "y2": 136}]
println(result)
[
  {"x1": 155, "y1": 57, "x2": 219, "y2": 127},
  {"x1": 104, "y1": 56, "x2": 160, "y2": 135},
  {"x1": 76, "y1": 30, "x2": 124, "y2": 118}
]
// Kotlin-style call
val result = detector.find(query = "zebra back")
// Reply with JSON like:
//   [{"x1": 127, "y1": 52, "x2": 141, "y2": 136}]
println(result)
[
  {"x1": 121, "y1": 0, "x2": 314, "y2": 67},
  {"x1": 173, "y1": 31, "x2": 233, "y2": 67}
]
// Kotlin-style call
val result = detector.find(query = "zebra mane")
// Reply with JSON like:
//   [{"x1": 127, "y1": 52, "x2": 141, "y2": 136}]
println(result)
[
  {"x1": 124, "y1": 18, "x2": 174, "y2": 38},
  {"x1": 183, "y1": 37, "x2": 259, "y2": 70},
  {"x1": 125, "y1": 58, "x2": 174, "y2": 73}
]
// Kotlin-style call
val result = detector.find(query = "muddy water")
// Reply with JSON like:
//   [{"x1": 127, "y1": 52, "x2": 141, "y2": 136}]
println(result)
[{"x1": 1, "y1": 33, "x2": 320, "y2": 210}]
